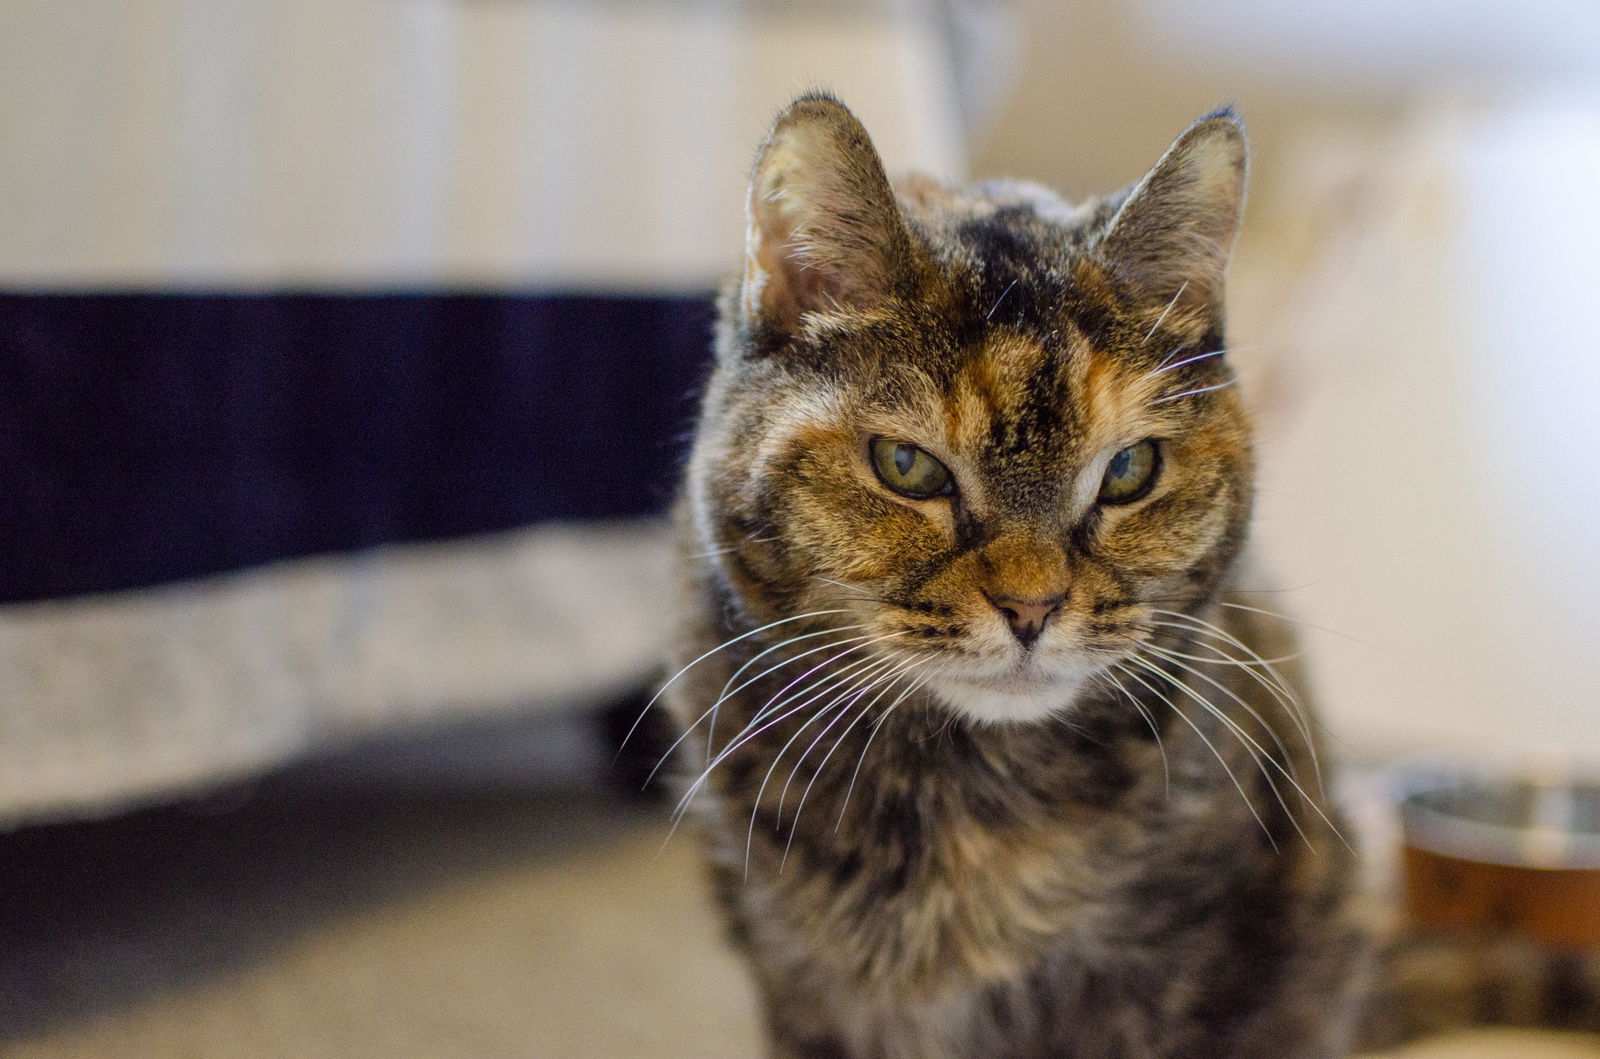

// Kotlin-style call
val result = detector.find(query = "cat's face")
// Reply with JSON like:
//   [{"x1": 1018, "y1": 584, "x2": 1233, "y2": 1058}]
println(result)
[{"x1": 689, "y1": 95, "x2": 1252, "y2": 725}]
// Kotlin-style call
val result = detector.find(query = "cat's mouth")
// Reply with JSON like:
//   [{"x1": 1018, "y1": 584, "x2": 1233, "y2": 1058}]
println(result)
[{"x1": 931, "y1": 664, "x2": 1088, "y2": 724}]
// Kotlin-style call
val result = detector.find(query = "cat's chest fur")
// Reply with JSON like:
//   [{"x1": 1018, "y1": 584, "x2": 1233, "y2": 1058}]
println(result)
[{"x1": 680, "y1": 638, "x2": 1342, "y2": 1059}]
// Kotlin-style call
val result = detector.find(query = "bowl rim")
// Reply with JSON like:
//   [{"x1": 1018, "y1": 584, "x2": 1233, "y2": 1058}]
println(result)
[{"x1": 1391, "y1": 759, "x2": 1600, "y2": 870}]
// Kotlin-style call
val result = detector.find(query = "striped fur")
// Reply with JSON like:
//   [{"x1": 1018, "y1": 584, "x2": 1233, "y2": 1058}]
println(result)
[{"x1": 662, "y1": 93, "x2": 1596, "y2": 1057}]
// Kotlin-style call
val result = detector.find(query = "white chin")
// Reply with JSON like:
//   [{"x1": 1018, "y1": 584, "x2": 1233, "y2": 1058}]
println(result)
[{"x1": 930, "y1": 675, "x2": 1086, "y2": 725}]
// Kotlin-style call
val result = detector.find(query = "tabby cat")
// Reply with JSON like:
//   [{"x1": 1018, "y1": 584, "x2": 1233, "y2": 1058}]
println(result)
[{"x1": 658, "y1": 92, "x2": 1596, "y2": 1058}]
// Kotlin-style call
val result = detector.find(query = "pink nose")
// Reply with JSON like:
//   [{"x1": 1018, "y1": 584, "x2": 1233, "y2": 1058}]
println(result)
[{"x1": 984, "y1": 591, "x2": 1064, "y2": 648}]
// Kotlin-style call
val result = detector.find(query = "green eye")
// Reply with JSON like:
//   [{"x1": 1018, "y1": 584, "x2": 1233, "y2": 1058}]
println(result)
[
  {"x1": 1098, "y1": 440, "x2": 1160, "y2": 504},
  {"x1": 870, "y1": 438, "x2": 953, "y2": 499}
]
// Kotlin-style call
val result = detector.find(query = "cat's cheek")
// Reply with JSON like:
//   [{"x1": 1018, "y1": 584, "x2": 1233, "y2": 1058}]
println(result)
[{"x1": 789, "y1": 490, "x2": 949, "y2": 585}]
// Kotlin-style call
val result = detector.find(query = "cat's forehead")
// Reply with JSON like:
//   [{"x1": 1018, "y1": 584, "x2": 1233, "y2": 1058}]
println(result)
[
  {"x1": 928, "y1": 327, "x2": 1163, "y2": 459},
  {"x1": 905, "y1": 181, "x2": 1119, "y2": 325}
]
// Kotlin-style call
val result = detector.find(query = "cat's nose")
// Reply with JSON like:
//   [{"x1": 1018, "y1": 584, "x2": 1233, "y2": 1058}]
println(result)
[{"x1": 983, "y1": 591, "x2": 1064, "y2": 648}]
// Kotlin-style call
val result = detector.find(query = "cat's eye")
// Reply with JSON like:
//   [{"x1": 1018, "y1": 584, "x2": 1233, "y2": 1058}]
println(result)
[
  {"x1": 869, "y1": 437, "x2": 953, "y2": 499},
  {"x1": 1098, "y1": 440, "x2": 1160, "y2": 504}
]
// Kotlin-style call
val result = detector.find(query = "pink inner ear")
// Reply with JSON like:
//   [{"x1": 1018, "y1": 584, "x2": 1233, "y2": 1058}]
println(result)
[{"x1": 746, "y1": 196, "x2": 819, "y2": 330}]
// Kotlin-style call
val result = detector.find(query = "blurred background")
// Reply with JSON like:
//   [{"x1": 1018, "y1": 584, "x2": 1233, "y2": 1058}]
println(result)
[{"x1": 2, "y1": 1, "x2": 1599, "y2": 1056}]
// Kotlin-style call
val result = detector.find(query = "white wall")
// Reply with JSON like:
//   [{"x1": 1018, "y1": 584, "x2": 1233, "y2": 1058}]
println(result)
[{"x1": 0, "y1": 0, "x2": 966, "y2": 291}]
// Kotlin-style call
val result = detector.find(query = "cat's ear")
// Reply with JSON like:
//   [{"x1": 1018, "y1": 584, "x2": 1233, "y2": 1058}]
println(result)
[
  {"x1": 740, "y1": 93, "x2": 915, "y2": 334},
  {"x1": 1097, "y1": 108, "x2": 1248, "y2": 315}
]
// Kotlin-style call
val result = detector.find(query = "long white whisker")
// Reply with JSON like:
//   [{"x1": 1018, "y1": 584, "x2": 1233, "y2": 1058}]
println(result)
[
  {"x1": 986, "y1": 278, "x2": 1019, "y2": 321},
  {"x1": 1141, "y1": 634, "x2": 1300, "y2": 668},
  {"x1": 758, "y1": 652, "x2": 902, "y2": 828},
  {"x1": 1096, "y1": 668, "x2": 1169, "y2": 795},
  {"x1": 1146, "y1": 608, "x2": 1320, "y2": 789},
  {"x1": 781, "y1": 657, "x2": 930, "y2": 868},
  {"x1": 1126, "y1": 652, "x2": 1348, "y2": 851},
  {"x1": 1214, "y1": 600, "x2": 1375, "y2": 649},
  {"x1": 1140, "y1": 617, "x2": 1318, "y2": 788},
  {"x1": 745, "y1": 652, "x2": 904, "y2": 876},
  {"x1": 715, "y1": 625, "x2": 874, "y2": 718},
  {"x1": 1141, "y1": 620, "x2": 1306, "y2": 726},
  {"x1": 1146, "y1": 347, "x2": 1227, "y2": 378},
  {"x1": 1153, "y1": 379, "x2": 1235, "y2": 404},
  {"x1": 618, "y1": 609, "x2": 850, "y2": 758},
  {"x1": 1142, "y1": 280, "x2": 1188, "y2": 345},
  {"x1": 707, "y1": 622, "x2": 874, "y2": 758},
  {"x1": 684, "y1": 547, "x2": 739, "y2": 563},
  {"x1": 1126, "y1": 653, "x2": 1308, "y2": 849},
  {"x1": 1111, "y1": 659, "x2": 1274, "y2": 849},
  {"x1": 1146, "y1": 610, "x2": 1310, "y2": 721},
  {"x1": 1135, "y1": 642, "x2": 1301, "y2": 785},
  {"x1": 810, "y1": 576, "x2": 879, "y2": 602},
  {"x1": 835, "y1": 671, "x2": 933, "y2": 832},
  {"x1": 742, "y1": 634, "x2": 899, "y2": 730},
  {"x1": 647, "y1": 627, "x2": 876, "y2": 790},
  {"x1": 721, "y1": 624, "x2": 872, "y2": 694},
  {"x1": 776, "y1": 653, "x2": 911, "y2": 826},
  {"x1": 666, "y1": 645, "x2": 887, "y2": 853},
  {"x1": 675, "y1": 633, "x2": 905, "y2": 825}
]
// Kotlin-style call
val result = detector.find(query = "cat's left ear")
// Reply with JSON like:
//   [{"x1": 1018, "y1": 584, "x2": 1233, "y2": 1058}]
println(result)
[{"x1": 1097, "y1": 108, "x2": 1248, "y2": 316}]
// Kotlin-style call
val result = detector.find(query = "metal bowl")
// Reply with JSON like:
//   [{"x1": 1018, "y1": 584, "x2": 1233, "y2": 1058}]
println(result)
[{"x1": 1398, "y1": 768, "x2": 1600, "y2": 946}]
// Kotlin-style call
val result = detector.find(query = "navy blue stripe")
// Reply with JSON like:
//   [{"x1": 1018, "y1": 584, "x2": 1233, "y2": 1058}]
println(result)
[{"x1": 0, "y1": 292, "x2": 716, "y2": 603}]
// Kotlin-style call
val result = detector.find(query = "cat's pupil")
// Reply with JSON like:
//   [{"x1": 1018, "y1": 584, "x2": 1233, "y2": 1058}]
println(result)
[
  {"x1": 1108, "y1": 448, "x2": 1131, "y2": 480},
  {"x1": 894, "y1": 444, "x2": 917, "y2": 477}
]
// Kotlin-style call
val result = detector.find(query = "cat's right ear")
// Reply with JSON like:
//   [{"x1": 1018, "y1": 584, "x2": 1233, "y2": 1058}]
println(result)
[{"x1": 739, "y1": 93, "x2": 915, "y2": 336}]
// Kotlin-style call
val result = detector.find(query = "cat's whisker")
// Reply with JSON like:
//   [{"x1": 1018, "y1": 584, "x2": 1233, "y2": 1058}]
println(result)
[
  {"x1": 776, "y1": 652, "x2": 909, "y2": 826},
  {"x1": 1146, "y1": 608, "x2": 1321, "y2": 789},
  {"x1": 684, "y1": 547, "x2": 739, "y2": 563},
  {"x1": 1144, "y1": 347, "x2": 1227, "y2": 380},
  {"x1": 706, "y1": 623, "x2": 875, "y2": 759},
  {"x1": 664, "y1": 644, "x2": 895, "y2": 842},
  {"x1": 780, "y1": 655, "x2": 929, "y2": 869},
  {"x1": 677, "y1": 634, "x2": 906, "y2": 826},
  {"x1": 1139, "y1": 616, "x2": 1307, "y2": 726},
  {"x1": 742, "y1": 633, "x2": 903, "y2": 730},
  {"x1": 1128, "y1": 652, "x2": 1308, "y2": 851},
  {"x1": 617, "y1": 608, "x2": 850, "y2": 761},
  {"x1": 835, "y1": 670, "x2": 934, "y2": 833},
  {"x1": 1153, "y1": 379, "x2": 1236, "y2": 404},
  {"x1": 1109, "y1": 659, "x2": 1275, "y2": 850},
  {"x1": 1138, "y1": 633, "x2": 1301, "y2": 668},
  {"x1": 1214, "y1": 600, "x2": 1376, "y2": 649},
  {"x1": 760, "y1": 655, "x2": 913, "y2": 874},
  {"x1": 986, "y1": 279, "x2": 1019, "y2": 322},
  {"x1": 1126, "y1": 651, "x2": 1349, "y2": 852},
  {"x1": 1146, "y1": 610, "x2": 1310, "y2": 718},
  {"x1": 1096, "y1": 668, "x2": 1170, "y2": 795},
  {"x1": 716, "y1": 625, "x2": 875, "y2": 719},
  {"x1": 1133, "y1": 641, "x2": 1303, "y2": 788},
  {"x1": 747, "y1": 651, "x2": 906, "y2": 865},
  {"x1": 647, "y1": 626, "x2": 877, "y2": 791},
  {"x1": 1141, "y1": 280, "x2": 1188, "y2": 345},
  {"x1": 809, "y1": 575, "x2": 881, "y2": 604},
  {"x1": 1141, "y1": 629, "x2": 1318, "y2": 788}
]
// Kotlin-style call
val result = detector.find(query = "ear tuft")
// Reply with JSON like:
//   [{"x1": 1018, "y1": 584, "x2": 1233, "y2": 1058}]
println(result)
[
  {"x1": 741, "y1": 93, "x2": 913, "y2": 334},
  {"x1": 1096, "y1": 110, "x2": 1248, "y2": 316}
]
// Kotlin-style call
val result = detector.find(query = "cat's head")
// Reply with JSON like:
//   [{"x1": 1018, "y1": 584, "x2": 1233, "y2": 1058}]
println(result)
[{"x1": 689, "y1": 92, "x2": 1253, "y2": 726}]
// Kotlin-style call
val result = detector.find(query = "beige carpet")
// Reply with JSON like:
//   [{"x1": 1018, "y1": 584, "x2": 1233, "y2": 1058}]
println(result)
[{"x1": 2, "y1": 719, "x2": 1596, "y2": 1059}]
